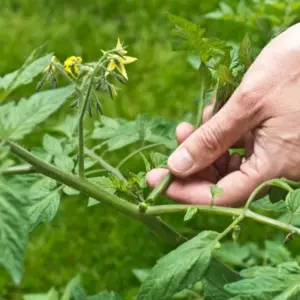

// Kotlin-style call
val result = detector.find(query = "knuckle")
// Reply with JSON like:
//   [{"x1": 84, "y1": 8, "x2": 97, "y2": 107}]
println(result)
[{"x1": 195, "y1": 124, "x2": 221, "y2": 154}]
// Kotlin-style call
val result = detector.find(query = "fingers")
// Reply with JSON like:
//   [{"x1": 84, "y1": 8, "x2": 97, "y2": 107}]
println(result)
[
  {"x1": 167, "y1": 90, "x2": 261, "y2": 178},
  {"x1": 176, "y1": 122, "x2": 195, "y2": 144},
  {"x1": 147, "y1": 151, "x2": 276, "y2": 207}
]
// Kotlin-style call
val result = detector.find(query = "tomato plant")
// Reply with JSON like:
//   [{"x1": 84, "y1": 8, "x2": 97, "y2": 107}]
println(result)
[{"x1": 1, "y1": 1, "x2": 300, "y2": 299}]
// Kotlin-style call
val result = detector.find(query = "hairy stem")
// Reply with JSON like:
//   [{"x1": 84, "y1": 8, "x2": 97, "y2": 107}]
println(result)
[
  {"x1": 117, "y1": 143, "x2": 165, "y2": 169},
  {"x1": 8, "y1": 141, "x2": 185, "y2": 245},
  {"x1": 78, "y1": 77, "x2": 94, "y2": 178}
]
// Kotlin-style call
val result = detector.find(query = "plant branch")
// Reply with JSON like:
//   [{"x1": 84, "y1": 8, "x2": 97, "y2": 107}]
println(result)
[
  {"x1": 8, "y1": 141, "x2": 186, "y2": 245},
  {"x1": 244, "y1": 179, "x2": 294, "y2": 209},
  {"x1": 146, "y1": 173, "x2": 173, "y2": 204},
  {"x1": 217, "y1": 215, "x2": 244, "y2": 241},
  {"x1": 117, "y1": 143, "x2": 165, "y2": 169},
  {"x1": 3, "y1": 164, "x2": 36, "y2": 175},
  {"x1": 84, "y1": 147, "x2": 126, "y2": 182},
  {"x1": 146, "y1": 204, "x2": 242, "y2": 217},
  {"x1": 78, "y1": 77, "x2": 94, "y2": 178}
]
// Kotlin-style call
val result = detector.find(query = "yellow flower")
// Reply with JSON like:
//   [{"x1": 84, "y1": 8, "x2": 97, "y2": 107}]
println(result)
[
  {"x1": 106, "y1": 39, "x2": 137, "y2": 80},
  {"x1": 64, "y1": 56, "x2": 82, "y2": 78}
]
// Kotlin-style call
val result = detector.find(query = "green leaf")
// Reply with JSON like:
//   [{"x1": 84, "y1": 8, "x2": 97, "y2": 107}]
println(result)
[
  {"x1": 251, "y1": 196, "x2": 287, "y2": 214},
  {"x1": 264, "y1": 240, "x2": 292, "y2": 265},
  {"x1": 54, "y1": 155, "x2": 74, "y2": 172},
  {"x1": 199, "y1": 62, "x2": 212, "y2": 92},
  {"x1": 225, "y1": 276, "x2": 285, "y2": 299},
  {"x1": 63, "y1": 186, "x2": 80, "y2": 196},
  {"x1": 0, "y1": 46, "x2": 52, "y2": 92},
  {"x1": 0, "y1": 85, "x2": 74, "y2": 140},
  {"x1": 184, "y1": 207, "x2": 198, "y2": 222},
  {"x1": 61, "y1": 275, "x2": 85, "y2": 300},
  {"x1": 150, "y1": 152, "x2": 168, "y2": 168},
  {"x1": 43, "y1": 134, "x2": 63, "y2": 156},
  {"x1": 136, "y1": 114, "x2": 149, "y2": 141},
  {"x1": 52, "y1": 114, "x2": 78, "y2": 139},
  {"x1": 89, "y1": 177, "x2": 116, "y2": 195},
  {"x1": 211, "y1": 184, "x2": 224, "y2": 200},
  {"x1": 27, "y1": 189, "x2": 60, "y2": 231},
  {"x1": 239, "y1": 33, "x2": 253, "y2": 69},
  {"x1": 286, "y1": 189, "x2": 300, "y2": 215},
  {"x1": 29, "y1": 178, "x2": 57, "y2": 200},
  {"x1": 137, "y1": 231, "x2": 219, "y2": 300},
  {"x1": 87, "y1": 198, "x2": 101, "y2": 207},
  {"x1": 203, "y1": 259, "x2": 240, "y2": 300},
  {"x1": 132, "y1": 269, "x2": 151, "y2": 283},
  {"x1": 0, "y1": 179, "x2": 28, "y2": 284}
]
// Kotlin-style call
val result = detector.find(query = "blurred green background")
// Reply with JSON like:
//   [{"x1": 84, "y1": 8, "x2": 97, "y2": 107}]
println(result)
[{"x1": 0, "y1": 0, "x2": 297, "y2": 299}]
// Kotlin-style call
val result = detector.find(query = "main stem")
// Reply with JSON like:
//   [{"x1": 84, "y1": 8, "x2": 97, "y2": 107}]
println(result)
[
  {"x1": 8, "y1": 141, "x2": 186, "y2": 245},
  {"x1": 78, "y1": 78, "x2": 94, "y2": 178}
]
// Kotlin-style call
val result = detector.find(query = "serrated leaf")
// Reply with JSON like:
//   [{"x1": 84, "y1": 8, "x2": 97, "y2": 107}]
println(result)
[
  {"x1": 239, "y1": 33, "x2": 252, "y2": 69},
  {"x1": 286, "y1": 189, "x2": 300, "y2": 215},
  {"x1": 54, "y1": 155, "x2": 74, "y2": 172},
  {"x1": 27, "y1": 190, "x2": 60, "y2": 231},
  {"x1": 184, "y1": 207, "x2": 198, "y2": 221},
  {"x1": 29, "y1": 178, "x2": 57, "y2": 200},
  {"x1": 62, "y1": 275, "x2": 85, "y2": 300},
  {"x1": 265, "y1": 240, "x2": 292, "y2": 265},
  {"x1": 89, "y1": 177, "x2": 116, "y2": 195},
  {"x1": 251, "y1": 196, "x2": 287, "y2": 213},
  {"x1": 52, "y1": 115, "x2": 78, "y2": 139},
  {"x1": 273, "y1": 283, "x2": 300, "y2": 299},
  {"x1": 100, "y1": 116, "x2": 119, "y2": 129},
  {"x1": 43, "y1": 134, "x2": 63, "y2": 156},
  {"x1": 0, "y1": 180, "x2": 28, "y2": 284},
  {"x1": 137, "y1": 231, "x2": 219, "y2": 300},
  {"x1": 0, "y1": 85, "x2": 74, "y2": 140},
  {"x1": 211, "y1": 184, "x2": 224, "y2": 200},
  {"x1": 0, "y1": 46, "x2": 52, "y2": 92}
]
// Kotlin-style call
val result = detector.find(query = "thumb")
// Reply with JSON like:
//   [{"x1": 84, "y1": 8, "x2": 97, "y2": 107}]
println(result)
[{"x1": 168, "y1": 89, "x2": 262, "y2": 177}]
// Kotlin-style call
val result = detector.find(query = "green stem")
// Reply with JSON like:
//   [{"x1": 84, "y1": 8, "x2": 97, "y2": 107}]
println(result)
[
  {"x1": 146, "y1": 204, "x2": 242, "y2": 217},
  {"x1": 3, "y1": 164, "x2": 36, "y2": 175},
  {"x1": 217, "y1": 215, "x2": 244, "y2": 241},
  {"x1": 117, "y1": 143, "x2": 165, "y2": 169},
  {"x1": 78, "y1": 77, "x2": 94, "y2": 178},
  {"x1": 146, "y1": 173, "x2": 173, "y2": 204},
  {"x1": 244, "y1": 179, "x2": 294, "y2": 210},
  {"x1": 8, "y1": 140, "x2": 186, "y2": 245},
  {"x1": 195, "y1": 88, "x2": 205, "y2": 128},
  {"x1": 84, "y1": 147, "x2": 126, "y2": 182}
]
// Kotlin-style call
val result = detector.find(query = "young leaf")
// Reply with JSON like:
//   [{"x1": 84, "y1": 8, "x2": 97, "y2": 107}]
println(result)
[
  {"x1": 239, "y1": 33, "x2": 253, "y2": 69},
  {"x1": 0, "y1": 180, "x2": 28, "y2": 284},
  {"x1": 184, "y1": 207, "x2": 198, "y2": 222},
  {"x1": 211, "y1": 184, "x2": 224, "y2": 200},
  {"x1": 150, "y1": 152, "x2": 168, "y2": 168},
  {"x1": 199, "y1": 62, "x2": 212, "y2": 92},
  {"x1": 43, "y1": 134, "x2": 63, "y2": 156},
  {"x1": 264, "y1": 240, "x2": 292, "y2": 265},
  {"x1": 137, "y1": 231, "x2": 219, "y2": 300},
  {"x1": 286, "y1": 189, "x2": 300, "y2": 215},
  {"x1": 0, "y1": 85, "x2": 74, "y2": 140},
  {"x1": 27, "y1": 189, "x2": 61, "y2": 231}
]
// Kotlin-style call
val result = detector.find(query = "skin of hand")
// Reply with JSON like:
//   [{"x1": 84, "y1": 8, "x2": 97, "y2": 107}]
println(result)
[{"x1": 147, "y1": 23, "x2": 300, "y2": 207}]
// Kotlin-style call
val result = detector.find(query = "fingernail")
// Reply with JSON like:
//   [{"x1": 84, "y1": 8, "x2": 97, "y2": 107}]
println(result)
[{"x1": 168, "y1": 147, "x2": 194, "y2": 173}]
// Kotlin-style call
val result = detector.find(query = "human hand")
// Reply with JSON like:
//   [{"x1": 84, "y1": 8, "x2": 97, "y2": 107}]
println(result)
[{"x1": 147, "y1": 23, "x2": 300, "y2": 206}]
